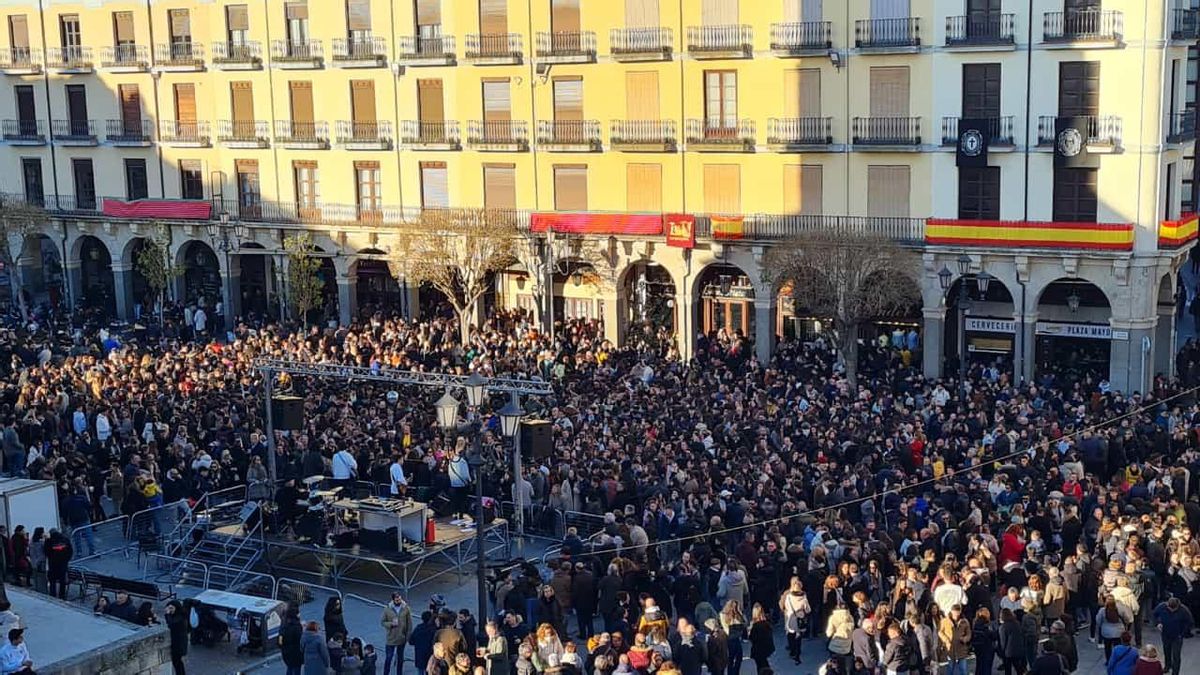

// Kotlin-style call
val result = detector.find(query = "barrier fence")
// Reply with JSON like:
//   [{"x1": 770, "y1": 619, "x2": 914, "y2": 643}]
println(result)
[
  {"x1": 128, "y1": 499, "x2": 190, "y2": 542},
  {"x1": 71, "y1": 515, "x2": 130, "y2": 561}
]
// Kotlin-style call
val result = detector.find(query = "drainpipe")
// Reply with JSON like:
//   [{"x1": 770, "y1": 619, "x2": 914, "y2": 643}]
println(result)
[
  {"x1": 1022, "y1": 0, "x2": 1033, "y2": 222},
  {"x1": 1017, "y1": 277, "x2": 1027, "y2": 383},
  {"x1": 60, "y1": 219, "x2": 71, "y2": 315},
  {"x1": 36, "y1": 0, "x2": 60, "y2": 204},
  {"x1": 146, "y1": 0, "x2": 166, "y2": 197},
  {"x1": 263, "y1": 0, "x2": 283, "y2": 204}
]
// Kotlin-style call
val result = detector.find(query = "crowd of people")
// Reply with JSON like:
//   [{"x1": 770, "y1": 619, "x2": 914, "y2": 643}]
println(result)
[{"x1": 1, "y1": 301, "x2": 1200, "y2": 675}]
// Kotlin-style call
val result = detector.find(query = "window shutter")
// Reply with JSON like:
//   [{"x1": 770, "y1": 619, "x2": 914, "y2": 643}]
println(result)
[
  {"x1": 231, "y1": 81, "x2": 254, "y2": 122},
  {"x1": 703, "y1": 164, "x2": 741, "y2": 214},
  {"x1": 553, "y1": 78, "x2": 583, "y2": 121},
  {"x1": 417, "y1": 0, "x2": 442, "y2": 26},
  {"x1": 286, "y1": 2, "x2": 309, "y2": 20},
  {"x1": 551, "y1": 0, "x2": 581, "y2": 32},
  {"x1": 784, "y1": 69, "x2": 821, "y2": 118},
  {"x1": 10, "y1": 16, "x2": 29, "y2": 49},
  {"x1": 420, "y1": 162, "x2": 449, "y2": 208},
  {"x1": 236, "y1": 159, "x2": 258, "y2": 172},
  {"x1": 625, "y1": 71, "x2": 660, "y2": 120},
  {"x1": 701, "y1": 0, "x2": 738, "y2": 25},
  {"x1": 15, "y1": 86, "x2": 34, "y2": 122},
  {"x1": 351, "y1": 80, "x2": 376, "y2": 122},
  {"x1": 783, "y1": 0, "x2": 803, "y2": 23},
  {"x1": 289, "y1": 81, "x2": 314, "y2": 124},
  {"x1": 174, "y1": 84, "x2": 196, "y2": 123},
  {"x1": 867, "y1": 165, "x2": 910, "y2": 217},
  {"x1": 802, "y1": 0, "x2": 823, "y2": 21},
  {"x1": 480, "y1": 0, "x2": 508, "y2": 34},
  {"x1": 871, "y1": 0, "x2": 909, "y2": 20},
  {"x1": 114, "y1": 12, "x2": 135, "y2": 43},
  {"x1": 553, "y1": 165, "x2": 587, "y2": 210},
  {"x1": 625, "y1": 0, "x2": 659, "y2": 28},
  {"x1": 482, "y1": 80, "x2": 511, "y2": 122},
  {"x1": 227, "y1": 5, "x2": 250, "y2": 31},
  {"x1": 784, "y1": 165, "x2": 822, "y2": 215},
  {"x1": 418, "y1": 79, "x2": 445, "y2": 123},
  {"x1": 119, "y1": 84, "x2": 141, "y2": 124},
  {"x1": 483, "y1": 164, "x2": 517, "y2": 209},
  {"x1": 347, "y1": 0, "x2": 371, "y2": 31},
  {"x1": 169, "y1": 9, "x2": 191, "y2": 38},
  {"x1": 869, "y1": 66, "x2": 909, "y2": 117},
  {"x1": 626, "y1": 163, "x2": 662, "y2": 212}
]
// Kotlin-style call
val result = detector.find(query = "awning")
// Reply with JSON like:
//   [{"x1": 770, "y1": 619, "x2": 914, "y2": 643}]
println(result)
[
  {"x1": 531, "y1": 212, "x2": 663, "y2": 235},
  {"x1": 102, "y1": 198, "x2": 213, "y2": 220}
]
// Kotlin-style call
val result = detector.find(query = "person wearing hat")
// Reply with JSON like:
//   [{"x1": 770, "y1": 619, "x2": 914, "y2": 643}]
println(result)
[{"x1": 0, "y1": 628, "x2": 33, "y2": 674}]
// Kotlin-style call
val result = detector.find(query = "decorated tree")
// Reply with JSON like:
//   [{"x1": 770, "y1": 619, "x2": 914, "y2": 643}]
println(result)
[
  {"x1": 133, "y1": 229, "x2": 180, "y2": 321},
  {"x1": 284, "y1": 231, "x2": 325, "y2": 325}
]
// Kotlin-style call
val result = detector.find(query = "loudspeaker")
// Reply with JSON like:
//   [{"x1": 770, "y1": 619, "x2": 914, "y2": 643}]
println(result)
[
  {"x1": 520, "y1": 420, "x2": 552, "y2": 461},
  {"x1": 271, "y1": 396, "x2": 304, "y2": 431}
]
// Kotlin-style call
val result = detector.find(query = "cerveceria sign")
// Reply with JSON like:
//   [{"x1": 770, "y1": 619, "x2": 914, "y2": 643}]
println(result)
[{"x1": 964, "y1": 317, "x2": 1116, "y2": 340}]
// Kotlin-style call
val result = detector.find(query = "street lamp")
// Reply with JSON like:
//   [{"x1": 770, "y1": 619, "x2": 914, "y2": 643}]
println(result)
[
  {"x1": 497, "y1": 392, "x2": 526, "y2": 543},
  {"x1": 1066, "y1": 291, "x2": 1081, "y2": 313},
  {"x1": 940, "y1": 257, "x2": 988, "y2": 396},
  {"x1": 463, "y1": 372, "x2": 488, "y2": 409},
  {"x1": 498, "y1": 392, "x2": 524, "y2": 439},
  {"x1": 434, "y1": 390, "x2": 460, "y2": 430}
]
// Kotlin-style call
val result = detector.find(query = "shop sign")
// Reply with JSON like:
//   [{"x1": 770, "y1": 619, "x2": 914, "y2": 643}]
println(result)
[
  {"x1": 964, "y1": 318, "x2": 1113, "y2": 341},
  {"x1": 965, "y1": 317, "x2": 1015, "y2": 334}
]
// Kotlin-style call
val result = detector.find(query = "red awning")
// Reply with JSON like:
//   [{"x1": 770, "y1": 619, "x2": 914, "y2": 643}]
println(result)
[
  {"x1": 531, "y1": 212, "x2": 663, "y2": 235},
  {"x1": 102, "y1": 198, "x2": 213, "y2": 220}
]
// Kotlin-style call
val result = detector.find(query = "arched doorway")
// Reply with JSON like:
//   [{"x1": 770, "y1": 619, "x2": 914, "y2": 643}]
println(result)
[
  {"x1": 943, "y1": 275, "x2": 1015, "y2": 376},
  {"x1": 553, "y1": 259, "x2": 600, "y2": 324},
  {"x1": 125, "y1": 238, "x2": 153, "y2": 319},
  {"x1": 694, "y1": 263, "x2": 755, "y2": 341},
  {"x1": 238, "y1": 243, "x2": 273, "y2": 319},
  {"x1": 622, "y1": 262, "x2": 676, "y2": 350},
  {"x1": 1035, "y1": 278, "x2": 1112, "y2": 385},
  {"x1": 311, "y1": 247, "x2": 339, "y2": 325},
  {"x1": 16, "y1": 234, "x2": 64, "y2": 310},
  {"x1": 178, "y1": 240, "x2": 222, "y2": 308},
  {"x1": 77, "y1": 236, "x2": 115, "y2": 316},
  {"x1": 355, "y1": 250, "x2": 402, "y2": 317}
]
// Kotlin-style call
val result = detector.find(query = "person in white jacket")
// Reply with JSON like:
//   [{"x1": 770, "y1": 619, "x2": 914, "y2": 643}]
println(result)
[
  {"x1": 0, "y1": 628, "x2": 33, "y2": 674},
  {"x1": 779, "y1": 576, "x2": 812, "y2": 665}
]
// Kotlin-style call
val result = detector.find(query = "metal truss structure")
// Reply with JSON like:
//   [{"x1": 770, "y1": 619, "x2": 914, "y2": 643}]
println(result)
[{"x1": 253, "y1": 358, "x2": 555, "y2": 396}]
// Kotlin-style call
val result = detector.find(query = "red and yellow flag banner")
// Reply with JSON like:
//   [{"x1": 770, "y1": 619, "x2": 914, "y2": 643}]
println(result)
[
  {"x1": 1158, "y1": 213, "x2": 1199, "y2": 249},
  {"x1": 925, "y1": 219, "x2": 1133, "y2": 251},
  {"x1": 711, "y1": 215, "x2": 745, "y2": 240}
]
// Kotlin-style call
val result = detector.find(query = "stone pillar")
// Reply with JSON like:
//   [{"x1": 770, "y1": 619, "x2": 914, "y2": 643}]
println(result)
[
  {"x1": 602, "y1": 286, "x2": 621, "y2": 346},
  {"x1": 1016, "y1": 314, "x2": 1037, "y2": 384},
  {"x1": 922, "y1": 307, "x2": 945, "y2": 380},
  {"x1": 1155, "y1": 305, "x2": 1176, "y2": 379},
  {"x1": 337, "y1": 274, "x2": 356, "y2": 326},
  {"x1": 111, "y1": 262, "x2": 135, "y2": 321},
  {"x1": 65, "y1": 261, "x2": 82, "y2": 310},
  {"x1": 402, "y1": 279, "x2": 419, "y2": 320},
  {"x1": 754, "y1": 295, "x2": 776, "y2": 363},
  {"x1": 1109, "y1": 320, "x2": 1155, "y2": 394},
  {"x1": 675, "y1": 279, "x2": 695, "y2": 362}
]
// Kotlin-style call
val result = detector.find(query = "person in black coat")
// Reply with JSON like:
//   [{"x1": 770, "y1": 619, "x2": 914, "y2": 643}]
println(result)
[
  {"x1": 747, "y1": 604, "x2": 775, "y2": 675},
  {"x1": 280, "y1": 605, "x2": 304, "y2": 675},
  {"x1": 571, "y1": 563, "x2": 597, "y2": 639},
  {"x1": 323, "y1": 597, "x2": 347, "y2": 641},
  {"x1": 411, "y1": 611, "x2": 437, "y2": 673},
  {"x1": 164, "y1": 600, "x2": 189, "y2": 675},
  {"x1": 704, "y1": 620, "x2": 730, "y2": 675},
  {"x1": 670, "y1": 622, "x2": 708, "y2": 675}
]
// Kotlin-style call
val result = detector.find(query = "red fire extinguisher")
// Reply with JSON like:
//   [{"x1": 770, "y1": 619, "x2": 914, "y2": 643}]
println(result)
[{"x1": 425, "y1": 517, "x2": 436, "y2": 545}]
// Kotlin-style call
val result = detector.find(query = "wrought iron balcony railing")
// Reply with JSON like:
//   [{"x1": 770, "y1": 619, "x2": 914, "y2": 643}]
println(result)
[
  {"x1": 467, "y1": 120, "x2": 529, "y2": 148},
  {"x1": 51, "y1": 119, "x2": 96, "y2": 141},
  {"x1": 1043, "y1": 10, "x2": 1123, "y2": 42},
  {"x1": 211, "y1": 41, "x2": 261, "y2": 64},
  {"x1": 1036, "y1": 115, "x2": 1122, "y2": 147},
  {"x1": 2, "y1": 119, "x2": 44, "y2": 142},
  {"x1": 685, "y1": 118, "x2": 755, "y2": 146},
  {"x1": 767, "y1": 117, "x2": 833, "y2": 146},
  {"x1": 271, "y1": 39, "x2": 323, "y2": 63},
  {"x1": 159, "y1": 120, "x2": 210, "y2": 144},
  {"x1": 400, "y1": 120, "x2": 461, "y2": 146},
  {"x1": 855, "y1": 18, "x2": 921, "y2": 48},
  {"x1": 945, "y1": 14, "x2": 1015, "y2": 46},
  {"x1": 397, "y1": 35, "x2": 456, "y2": 60},
  {"x1": 0, "y1": 47, "x2": 42, "y2": 71},
  {"x1": 464, "y1": 33, "x2": 523, "y2": 60},
  {"x1": 610, "y1": 120, "x2": 676, "y2": 147},
  {"x1": 686, "y1": 25, "x2": 753, "y2": 54},
  {"x1": 46, "y1": 46, "x2": 93, "y2": 70},
  {"x1": 537, "y1": 120, "x2": 601, "y2": 148},
  {"x1": 274, "y1": 120, "x2": 329, "y2": 145},
  {"x1": 105, "y1": 118, "x2": 153, "y2": 143},
  {"x1": 332, "y1": 37, "x2": 387, "y2": 62},
  {"x1": 610, "y1": 27, "x2": 673, "y2": 55},
  {"x1": 852, "y1": 117, "x2": 922, "y2": 145},
  {"x1": 335, "y1": 120, "x2": 394, "y2": 146},
  {"x1": 155, "y1": 42, "x2": 205, "y2": 66},
  {"x1": 217, "y1": 120, "x2": 270, "y2": 144},
  {"x1": 770, "y1": 22, "x2": 832, "y2": 52},
  {"x1": 536, "y1": 31, "x2": 596, "y2": 58},
  {"x1": 940, "y1": 116, "x2": 1015, "y2": 145},
  {"x1": 100, "y1": 44, "x2": 149, "y2": 68}
]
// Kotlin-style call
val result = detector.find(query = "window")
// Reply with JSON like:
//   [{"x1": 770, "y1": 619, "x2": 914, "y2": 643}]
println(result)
[
  {"x1": 701, "y1": 0, "x2": 738, "y2": 25},
  {"x1": 785, "y1": 0, "x2": 823, "y2": 22},
  {"x1": 293, "y1": 161, "x2": 319, "y2": 214},
  {"x1": 169, "y1": 9, "x2": 191, "y2": 46},
  {"x1": 351, "y1": 80, "x2": 376, "y2": 124},
  {"x1": 483, "y1": 164, "x2": 516, "y2": 209},
  {"x1": 236, "y1": 159, "x2": 260, "y2": 210},
  {"x1": 704, "y1": 70, "x2": 737, "y2": 130},
  {"x1": 1058, "y1": 61, "x2": 1100, "y2": 117},
  {"x1": 784, "y1": 165, "x2": 822, "y2": 215},
  {"x1": 626, "y1": 0, "x2": 660, "y2": 28},
  {"x1": 285, "y1": 2, "x2": 309, "y2": 44},
  {"x1": 59, "y1": 14, "x2": 81, "y2": 51},
  {"x1": 552, "y1": 78, "x2": 583, "y2": 121},
  {"x1": 626, "y1": 164, "x2": 662, "y2": 212},
  {"x1": 1166, "y1": 162, "x2": 1177, "y2": 221},
  {"x1": 479, "y1": 0, "x2": 508, "y2": 34},
  {"x1": 625, "y1": 71, "x2": 660, "y2": 120},
  {"x1": 180, "y1": 160, "x2": 204, "y2": 199},
  {"x1": 553, "y1": 165, "x2": 587, "y2": 211},
  {"x1": 962, "y1": 63, "x2": 1001, "y2": 118},
  {"x1": 482, "y1": 79, "x2": 511, "y2": 136},
  {"x1": 418, "y1": 79, "x2": 445, "y2": 127},
  {"x1": 231, "y1": 81, "x2": 254, "y2": 135},
  {"x1": 867, "y1": 165, "x2": 910, "y2": 217},
  {"x1": 1052, "y1": 168, "x2": 1097, "y2": 222},
  {"x1": 783, "y1": 69, "x2": 821, "y2": 119},
  {"x1": 118, "y1": 84, "x2": 141, "y2": 133},
  {"x1": 420, "y1": 162, "x2": 449, "y2": 208},
  {"x1": 22, "y1": 158, "x2": 43, "y2": 206},
  {"x1": 174, "y1": 83, "x2": 196, "y2": 131},
  {"x1": 226, "y1": 5, "x2": 250, "y2": 45},
  {"x1": 563, "y1": 298, "x2": 592, "y2": 320},
  {"x1": 703, "y1": 164, "x2": 740, "y2": 214},
  {"x1": 869, "y1": 66, "x2": 909, "y2": 117},
  {"x1": 417, "y1": 0, "x2": 442, "y2": 40},
  {"x1": 957, "y1": 167, "x2": 1000, "y2": 220},
  {"x1": 347, "y1": 0, "x2": 371, "y2": 41},
  {"x1": 289, "y1": 80, "x2": 314, "y2": 128},
  {"x1": 125, "y1": 159, "x2": 148, "y2": 200},
  {"x1": 551, "y1": 0, "x2": 580, "y2": 33},
  {"x1": 112, "y1": 11, "x2": 135, "y2": 47},
  {"x1": 8, "y1": 16, "x2": 29, "y2": 60},
  {"x1": 66, "y1": 84, "x2": 88, "y2": 124},
  {"x1": 72, "y1": 158, "x2": 95, "y2": 209},
  {"x1": 355, "y1": 161, "x2": 381, "y2": 219},
  {"x1": 14, "y1": 86, "x2": 35, "y2": 134},
  {"x1": 871, "y1": 0, "x2": 910, "y2": 20}
]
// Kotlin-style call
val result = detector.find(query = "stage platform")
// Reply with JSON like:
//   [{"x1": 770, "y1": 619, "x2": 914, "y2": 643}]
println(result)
[{"x1": 255, "y1": 515, "x2": 511, "y2": 592}]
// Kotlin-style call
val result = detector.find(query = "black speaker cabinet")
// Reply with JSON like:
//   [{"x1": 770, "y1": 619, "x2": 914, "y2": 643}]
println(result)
[
  {"x1": 520, "y1": 420, "x2": 552, "y2": 461},
  {"x1": 271, "y1": 395, "x2": 304, "y2": 431}
]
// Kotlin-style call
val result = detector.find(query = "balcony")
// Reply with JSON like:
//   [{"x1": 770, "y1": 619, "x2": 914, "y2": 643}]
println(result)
[
  {"x1": 537, "y1": 120, "x2": 601, "y2": 151},
  {"x1": 855, "y1": 18, "x2": 921, "y2": 51},
  {"x1": 1036, "y1": 115, "x2": 1122, "y2": 149},
  {"x1": 271, "y1": 39, "x2": 323, "y2": 68},
  {"x1": 610, "y1": 120, "x2": 676, "y2": 151},
  {"x1": 940, "y1": 116, "x2": 1015, "y2": 147},
  {"x1": 106, "y1": 119, "x2": 153, "y2": 146},
  {"x1": 335, "y1": 120, "x2": 393, "y2": 150},
  {"x1": 1043, "y1": 10, "x2": 1123, "y2": 46},
  {"x1": 686, "y1": 25, "x2": 753, "y2": 58},
  {"x1": 274, "y1": 120, "x2": 329, "y2": 149},
  {"x1": 217, "y1": 120, "x2": 270, "y2": 148},
  {"x1": 685, "y1": 119, "x2": 755, "y2": 151},
  {"x1": 155, "y1": 42, "x2": 205, "y2": 70},
  {"x1": 1167, "y1": 111, "x2": 1196, "y2": 143},
  {"x1": 100, "y1": 44, "x2": 149, "y2": 71},
  {"x1": 535, "y1": 31, "x2": 596, "y2": 63},
  {"x1": 396, "y1": 35, "x2": 456, "y2": 65},
  {"x1": 159, "y1": 120, "x2": 210, "y2": 147},
  {"x1": 694, "y1": 214, "x2": 924, "y2": 244},
  {"x1": 464, "y1": 34, "x2": 523, "y2": 64},
  {"x1": 466, "y1": 120, "x2": 529, "y2": 151},
  {"x1": 2, "y1": 120, "x2": 45, "y2": 145},
  {"x1": 944, "y1": 14, "x2": 1015, "y2": 49},
  {"x1": 332, "y1": 37, "x2": 387, "y2": 67},
  {"x1": 0, "y1": 48, "x2": 42, "y2": 74},
  {"x1": 770, "y1": 22, "x2": 832, "y2": 55},
  {"x1": 400, "y1": 120, "x2": 461, "y2": 150},
  {"x1": 610, "y1": 28, "x2": 673, "y2": 61},
  {"x1": 767, "y1": 117, "x2": 834, "y2": 149},
  {"x1": 46, "y1": 46, "x2": 93, "y2": 72},
  {"x1": 851, "y1": 117, "x2": 922, "y2": 147},
  {"x1": 211, "y1": 41, "x2": 262, "y2": 69},
  {"x1": 1173, "y1": 9, "x2": 1200, "y2": 41},
  {"x1": 51, "y1": 119, "x2": 97, "y2": 145}
]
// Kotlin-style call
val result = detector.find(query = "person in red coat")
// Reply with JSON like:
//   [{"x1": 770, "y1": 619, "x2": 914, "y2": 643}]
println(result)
[{"x1": 999, "y1": 525, "x2": 1026, "y2": 567}]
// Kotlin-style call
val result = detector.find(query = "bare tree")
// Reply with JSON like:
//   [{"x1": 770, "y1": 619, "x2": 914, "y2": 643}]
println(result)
[
  {"x1": 0, "y1": 201, "x2": 49, "y2": 318},
  {"x1": 285, "y1": 232, "x2": 325, "y2": 326},
  {"x1": 764, "y1": 229, "x2": 919, "y2": 386},
  {"x1": 394, "y1": 208, "x2": 518, "y2": 345}
]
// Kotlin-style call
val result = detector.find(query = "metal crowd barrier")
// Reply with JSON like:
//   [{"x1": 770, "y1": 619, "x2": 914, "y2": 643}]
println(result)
[
  {"x1": 70, "y1": 515, "x2": 130, "y2": 561},
  {"x1": 274, "y1": 577, "x2": 343, "y2": 605},
  {"x1": 562, "y1": 510, "x2": 608, "y2": 539},
  {"x1": 128, "y1": 499, "x2": 190, "y2": 542}
]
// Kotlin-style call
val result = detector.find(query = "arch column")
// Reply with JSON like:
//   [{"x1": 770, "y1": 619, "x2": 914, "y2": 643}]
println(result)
[
  {"x1": 675, "y1": 269, "x2": 696, "y2": 362},
  {"x1": 222, "y1": 257, "x2": 240, "y2": 330},
  {"x1": 64, "y1": 259, "x2": 82, "y2": 311},
  {"x1": 754, "y1": 289, "x2": 776, "y2": 363},
  {"x1": 112, "y1": 261, "x2": 135, "y2": 321},
  {"x1": 1015, "y1": 312, "x2": 1038, "y2": 384},
  {"x1": 338, "y1": 272, "x2": 357, "y2": 326},
  {"x1": 1109, "y1": 318, "x2": 1156, "y2": 394},
  {"x1": 1156, "y1": 305, "x2": 1176, "y2": 379},
  {"x1": 922, "y1": 307, "x2": 945, "y2": 380}
]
